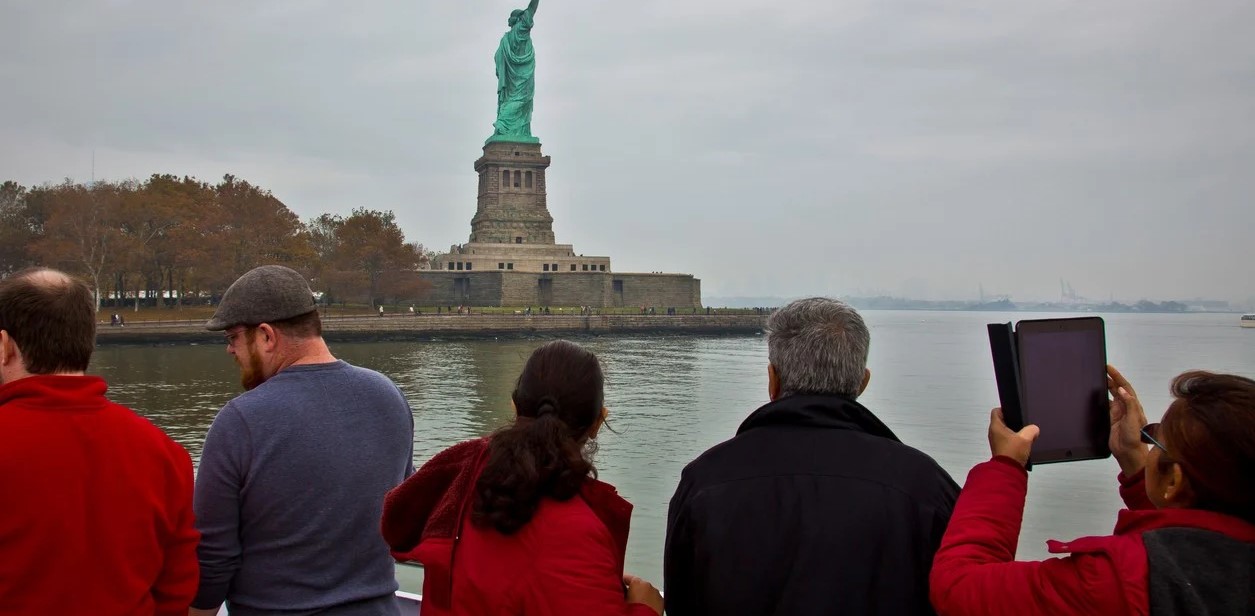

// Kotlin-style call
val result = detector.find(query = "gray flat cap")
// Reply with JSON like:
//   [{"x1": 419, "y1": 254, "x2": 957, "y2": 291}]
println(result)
[{"x1": 206, "y1": 265, "x2": 317, "y2": 331}]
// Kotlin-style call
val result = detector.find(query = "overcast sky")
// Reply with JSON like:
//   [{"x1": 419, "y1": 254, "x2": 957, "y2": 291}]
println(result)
[{"x1": 3, "y1": 0, "x2": 1253, "y2": 303}]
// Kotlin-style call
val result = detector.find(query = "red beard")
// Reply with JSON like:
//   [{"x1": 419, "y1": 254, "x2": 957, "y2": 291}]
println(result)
[{"x1": 238, "y1": 346, "x2": 267, "y2": 391}]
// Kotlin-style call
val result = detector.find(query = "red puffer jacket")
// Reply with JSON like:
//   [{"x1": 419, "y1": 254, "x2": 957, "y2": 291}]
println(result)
[
  {"x1": 381, "y1": 438, "x2": 656, "y2": 616},
  {"x1": 930, "y1": 456, "x2": 1255, "y2": 615}
]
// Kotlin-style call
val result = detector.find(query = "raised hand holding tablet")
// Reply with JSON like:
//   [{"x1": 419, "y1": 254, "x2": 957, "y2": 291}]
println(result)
[
  {"x1": 1107, "y1": 365, "x2": 1149, "y2": 476},
  {"x1": 986, "y1": 316, "x2": 1110, "y2": 465},
  {"x1": 988, "y1": 407, "x2": 1041, "y2": 468}
]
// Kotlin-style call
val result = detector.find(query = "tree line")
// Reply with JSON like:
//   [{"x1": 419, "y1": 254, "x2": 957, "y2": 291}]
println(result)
[{"x1": 0, "y1": 174, "x2": 431, "y2": 311}]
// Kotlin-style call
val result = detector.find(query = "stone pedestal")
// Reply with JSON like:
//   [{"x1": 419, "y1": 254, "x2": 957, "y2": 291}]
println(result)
[
  {"x1": 423, "y1": 141, "x2": 701, "y2": 308},
  {"x1": 470, "y1": 142, "x2": 554, "y2": 245}
]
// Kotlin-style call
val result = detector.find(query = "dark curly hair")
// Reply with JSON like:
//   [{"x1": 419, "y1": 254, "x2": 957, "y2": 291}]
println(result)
[
  {"x1": 1159, "y1": 370, "x2": 1255, "y2": 524},
  {"x1": 472, "y1": 340, "x2": 604, "y2": 535}
]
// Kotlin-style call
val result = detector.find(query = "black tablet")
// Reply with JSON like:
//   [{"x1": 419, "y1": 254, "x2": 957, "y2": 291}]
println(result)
[{"x1": 989, "y1": 317, "x2": 1111, "y2": 465}]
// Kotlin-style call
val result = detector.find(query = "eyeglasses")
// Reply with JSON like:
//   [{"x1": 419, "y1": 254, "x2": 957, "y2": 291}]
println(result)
[
  {"x1": 1140, "y1": 423, "x2": 1169, "y2": 454},
  {"x1": 224, "y1": 327, "x2": 252, "y2": 348}
]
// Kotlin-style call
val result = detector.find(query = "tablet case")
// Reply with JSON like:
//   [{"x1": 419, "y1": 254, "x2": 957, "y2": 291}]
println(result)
[{"x1": 987, "y1": 322, "x2": 1030, "y2": 470}]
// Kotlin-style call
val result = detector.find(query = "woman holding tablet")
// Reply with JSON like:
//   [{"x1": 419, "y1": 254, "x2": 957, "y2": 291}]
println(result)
[{"x1": 930, "y1": 367, "x2": 1255, "y2": 616}]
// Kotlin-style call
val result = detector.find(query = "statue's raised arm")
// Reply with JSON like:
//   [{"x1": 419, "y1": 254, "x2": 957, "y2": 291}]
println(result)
[{"x1": 527, "y1": 0, "x2": 539, "y2": 19}]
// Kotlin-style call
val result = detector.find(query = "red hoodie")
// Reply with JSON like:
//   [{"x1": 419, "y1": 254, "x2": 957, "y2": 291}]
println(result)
[
  {"x1": 930, "y1": 456, "x2": 1255, "y2": 616},
  {"x1": 382, "y1": 438, "x2": 656, "y2": 616},
  {"x1": 0, "y1": 375, "x2": 199, "y2": 615}
]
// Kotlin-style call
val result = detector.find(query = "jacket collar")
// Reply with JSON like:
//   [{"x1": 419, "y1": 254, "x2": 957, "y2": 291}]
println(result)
[
  {"x1": 0, "y1": 374, "x2": 108, "y2": 409},
  {"x1": 1114, "y1": 507, "x2": 1255, "y2": 542},
  {"x1": 382, "y1": 438, "x2": 490, "y2": 557},
  {"x1": 1050, "y1": 506, "x2": 1255, "y2": 555},
  {"x1": 737, "y1": 393, "x2": 902, "y2": 444},
  {"x1": 382, "y1": 438, "x2": 491, "y2": 610}
]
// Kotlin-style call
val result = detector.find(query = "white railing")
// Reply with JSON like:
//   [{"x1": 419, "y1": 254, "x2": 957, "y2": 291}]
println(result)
[{"x1": 215, "y1": 591, "x2": 421, "y2": 615}]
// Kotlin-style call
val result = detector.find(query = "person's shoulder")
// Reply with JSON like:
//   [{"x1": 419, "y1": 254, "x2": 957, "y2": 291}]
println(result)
[
  {"x1": 853, "y1": 433, "x2": 958, "y2": 495},
  {"x1": 422, "y1": 437, "x2": 488, "y2": 470},
  {"x1": 339, "y1": 362, "x2": 405, "y2": 391},
  {"x1": 528, "y1": 496, "x2": 612, "y2": 550},
  {"x1": 220, "y1": 385, "x2": 271, "y2": 415},
  {"x1": 98, "y1": 397, "x2": 161, "y2": 432},
  {"x1": 337, "y1": 360, "x2": 381, "y2": 377},
  {"x1": 101, "y1": 399, "x2": 193, "y2": 463},
  {"x1": 675, "y1": 431, "x2": 759, "y2": 490},
  {"x1": 681, "y1": 434, "x2": 740, "y2": 474},
  {"x1": 678, "y1": 415, "x2": 839, "y2": 476},
  {"x1": 206, "y1": 396, "x2": 264, "y2": 440},
  {"x1": 264, "y1": 361, "x2": 399, "y2": 398},
  {"x1": 878, "y1": 437, "x2": 953, "y2": 475},
  {"x1": 677, "y1": 422, "x2": 957, "y2": 503}
]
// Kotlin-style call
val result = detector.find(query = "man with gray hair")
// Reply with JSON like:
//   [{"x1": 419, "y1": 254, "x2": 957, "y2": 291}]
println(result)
[
  {"x1": 190, "y1": 265, "x2": 415, "y2": 616},
  {"x1": 664, "y1": 297, "x2": 959, "y2": 615}
]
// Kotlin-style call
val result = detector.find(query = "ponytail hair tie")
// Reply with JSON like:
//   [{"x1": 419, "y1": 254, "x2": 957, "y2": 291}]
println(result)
[{"x1": 535, "y1": 396, "x2": 561, "y2": 418}]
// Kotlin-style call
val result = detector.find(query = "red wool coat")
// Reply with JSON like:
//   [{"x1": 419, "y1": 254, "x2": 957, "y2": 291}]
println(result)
[
  {"x1": 382, "y1": 438, "x2": 655, "y2": 616},
  {"x1": 930, "y1": 456, "x2": 1255, "y2": 616},
  {"x1": 0, "y1": 375, "x2": 199, "y2": 615}
]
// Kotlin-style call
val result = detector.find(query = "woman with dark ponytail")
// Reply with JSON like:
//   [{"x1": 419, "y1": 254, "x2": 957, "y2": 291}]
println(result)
[{"x1": 382, "y1": 340, "x2": 664, "y2": 616}]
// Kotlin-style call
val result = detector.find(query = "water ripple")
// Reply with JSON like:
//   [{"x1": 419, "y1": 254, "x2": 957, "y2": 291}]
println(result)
[{"x1": 89, "y1": 313, "x2": 1255, "y2": 584}]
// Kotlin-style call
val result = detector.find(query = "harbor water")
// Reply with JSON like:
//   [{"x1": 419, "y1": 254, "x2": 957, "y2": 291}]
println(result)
[{"x1": 90, "y1": 310, "x2": 1255, "y2": 586}]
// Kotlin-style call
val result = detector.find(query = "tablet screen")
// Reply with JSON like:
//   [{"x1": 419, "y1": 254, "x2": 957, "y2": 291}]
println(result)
[{"x1": 1017, "y1": 320, "x2": 1108, "y2": 461}]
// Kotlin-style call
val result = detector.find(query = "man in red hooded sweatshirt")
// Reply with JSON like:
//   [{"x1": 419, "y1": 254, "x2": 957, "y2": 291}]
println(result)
[{"x1": 0, "y1": 268, "x2": 199, "y2": 614}]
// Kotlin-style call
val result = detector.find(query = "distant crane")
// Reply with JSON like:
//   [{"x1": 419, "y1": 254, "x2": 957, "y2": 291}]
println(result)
[{"x1": 1060, "y1": 279, "x2": 1086, "y2": 303}]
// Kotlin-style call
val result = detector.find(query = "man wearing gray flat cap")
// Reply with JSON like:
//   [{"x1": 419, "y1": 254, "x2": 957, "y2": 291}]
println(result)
[{"x1": 191, "y1": 265, "x2": 415, "y2": 616}]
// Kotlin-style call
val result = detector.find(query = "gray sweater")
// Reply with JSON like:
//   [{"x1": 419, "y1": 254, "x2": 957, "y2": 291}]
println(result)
[{"x1": 193, "y1": 361, "x2": 415, "y2": 615}]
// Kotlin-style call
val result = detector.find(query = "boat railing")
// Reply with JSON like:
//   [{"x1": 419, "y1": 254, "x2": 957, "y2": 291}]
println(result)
[{"x1": 216, "y1": 592, "x2": 420, "y2": 615}]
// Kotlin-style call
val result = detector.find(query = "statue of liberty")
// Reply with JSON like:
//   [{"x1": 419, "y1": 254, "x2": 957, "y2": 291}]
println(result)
[{"x1": 488, "y1": 0, "x2": 541, "y2": 144}]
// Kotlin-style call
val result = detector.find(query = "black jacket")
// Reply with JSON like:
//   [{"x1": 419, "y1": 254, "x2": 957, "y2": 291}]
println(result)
[{"x1": 664, "y1": 394, "x2": 960, "y2": 616}]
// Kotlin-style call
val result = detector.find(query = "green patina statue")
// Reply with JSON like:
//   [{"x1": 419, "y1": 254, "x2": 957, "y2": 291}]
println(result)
[{"x1": 487, "y1": 0, "x2": 541, "y2": 144}]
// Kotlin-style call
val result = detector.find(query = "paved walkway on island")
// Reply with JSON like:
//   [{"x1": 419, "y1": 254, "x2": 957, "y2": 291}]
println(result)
[{"x1": 95, "y1": 313, "x2": 768, "y2": 345}]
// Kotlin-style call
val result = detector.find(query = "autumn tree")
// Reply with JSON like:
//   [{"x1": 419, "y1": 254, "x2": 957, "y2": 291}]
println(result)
[
  {"x1": 0, "y1": 181, "x2": 36, "y2": 276},
  {"x1": 3, "y1": 174, "x2": 434, "y2": 310},
  {"x1": 203, "y1": 174, "x2": 314, "y2": 295},
  {"x1": 310, "y1": 209, "x2": 429, "y2": 307},
  {"x1": 123, "y1": 175, "x2": 216, "y2": 310},
  {"x1": 29, "y1": 180, "x2": 126, "y2": 311},
  {"x1": 305, "y1": 212, "x2": 347, "y2": 301}
]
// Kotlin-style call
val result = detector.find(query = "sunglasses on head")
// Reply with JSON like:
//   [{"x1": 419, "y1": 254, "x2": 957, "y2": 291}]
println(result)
[{"x1": 1140, "y1": 423, "x2": 1168, "y2": 455}]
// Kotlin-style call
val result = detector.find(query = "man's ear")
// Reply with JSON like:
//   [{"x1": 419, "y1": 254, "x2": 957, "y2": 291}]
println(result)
[
  {"x1": 0, "y1": 330, "x2": 25, "y2": 379},
  {"x1": 768, "y1": 364, "x2": 782, "y2": 401},
  {"x1": 256, "y1": 323, "x2": 279, "y2": 352},
  {"x1": 858, "y1": 368, "x2": 871, "y2": 396},
  {"x1": 0, "y1": 330, "x2": 21, "y2": 367}
]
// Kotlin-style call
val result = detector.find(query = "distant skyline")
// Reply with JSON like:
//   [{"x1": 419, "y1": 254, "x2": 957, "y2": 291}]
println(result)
[{"x1": 2, "y1": 1, "x2": 1253, "y2": 305}]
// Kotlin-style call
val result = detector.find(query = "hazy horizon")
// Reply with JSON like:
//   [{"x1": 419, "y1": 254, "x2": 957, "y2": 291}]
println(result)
[{"x1": 3, "y1": 1, "x2": 1253, "y2": 305}]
